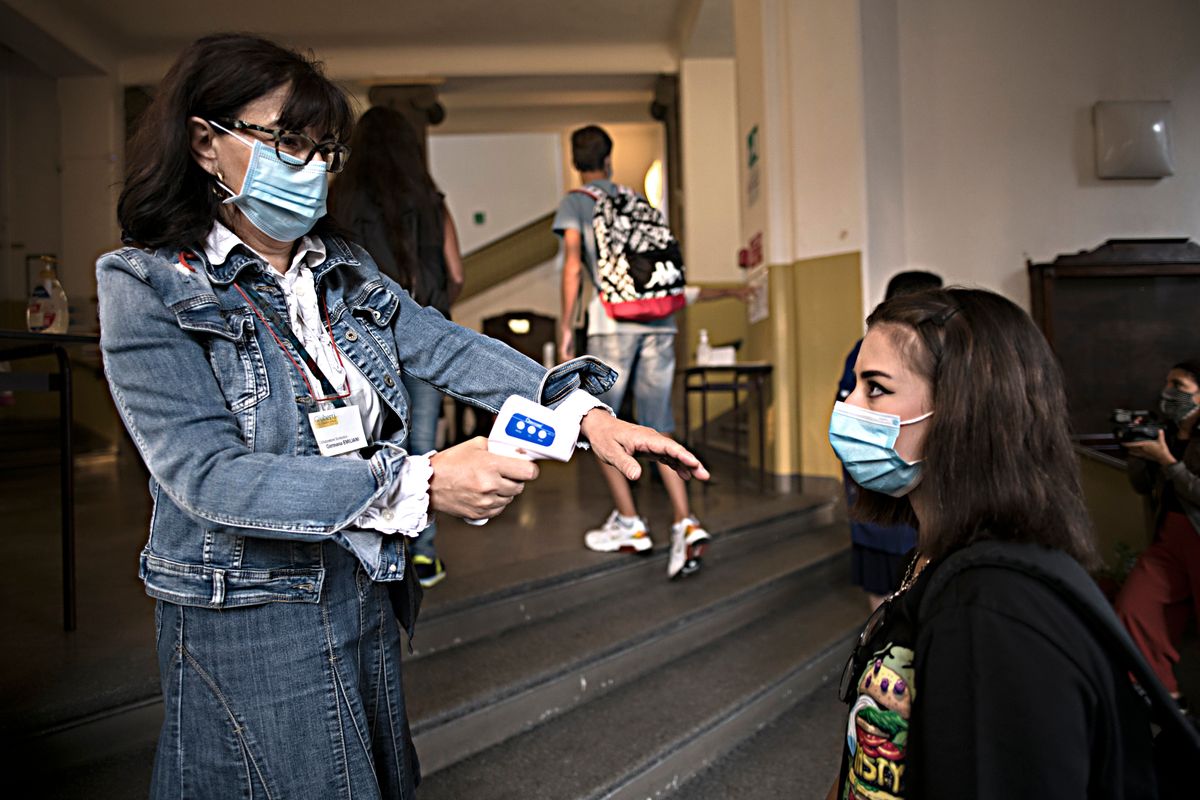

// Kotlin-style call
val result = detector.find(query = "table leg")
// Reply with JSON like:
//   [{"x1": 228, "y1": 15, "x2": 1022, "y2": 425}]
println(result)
[
  {"x1": 732, "y1": 377, "x2": 741, "y2": 469},
  {"x1": 54, "y1": 346, "x2": 77, "y2": 632},
  {"x1": 756, "y1": 375, "x2": 766, "y2": 488}
]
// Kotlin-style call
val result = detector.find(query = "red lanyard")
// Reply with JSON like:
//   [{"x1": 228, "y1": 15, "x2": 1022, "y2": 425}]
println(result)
[{"x1": 233, "y1": 281, "x2": 352, "y2": 405}]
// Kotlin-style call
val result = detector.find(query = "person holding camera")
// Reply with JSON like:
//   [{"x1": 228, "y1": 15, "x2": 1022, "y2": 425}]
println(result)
[{"x1": 1116, "y1": 359, "x2": 1200, "y2": 706}]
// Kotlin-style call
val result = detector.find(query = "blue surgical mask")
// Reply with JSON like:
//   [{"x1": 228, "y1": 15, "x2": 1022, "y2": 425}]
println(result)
[
  {"x1": 829, "y1": 401, "x2": 933, "y2": 497},
  {"x1": 211, "y1": 121, "x2": 328, "y2": 242}
]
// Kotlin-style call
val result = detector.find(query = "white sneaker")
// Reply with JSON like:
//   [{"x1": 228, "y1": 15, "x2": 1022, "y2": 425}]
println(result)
[
  {"x1": 668, "y1": 517, "x2": 711, "y2": 580},
  {"x1": 584, "y1": 510, "x2": 653, "y2": 554}
]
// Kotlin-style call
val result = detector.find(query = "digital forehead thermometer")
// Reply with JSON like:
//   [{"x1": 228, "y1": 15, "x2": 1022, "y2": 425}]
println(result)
[{"x1": 465, "y1": 395, "x2": 582, "y2": 525}]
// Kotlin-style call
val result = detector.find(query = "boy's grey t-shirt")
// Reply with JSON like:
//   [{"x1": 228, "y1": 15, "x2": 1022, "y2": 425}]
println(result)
[{"x1": 552, "y1": 178, "x2": 676, "y2": 337}]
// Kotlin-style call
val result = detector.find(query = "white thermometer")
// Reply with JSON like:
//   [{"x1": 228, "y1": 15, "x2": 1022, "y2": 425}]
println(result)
[{"x1": 465, "y1": 395, "x2": 581, "y2": 525}]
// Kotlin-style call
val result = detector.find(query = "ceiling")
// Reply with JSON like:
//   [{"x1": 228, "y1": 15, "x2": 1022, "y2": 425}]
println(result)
[
  {"x1": 51, "y1": 0, "x2": 690, "y2": 51},
  {"x1": 4, "y1": 0, "x2": 733, "y2": 131}
]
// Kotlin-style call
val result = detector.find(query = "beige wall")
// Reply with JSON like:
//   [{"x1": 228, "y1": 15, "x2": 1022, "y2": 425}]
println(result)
[
  {"x1": 1, "y1": 71, "x2": 62, "y2": 308},
  {"x1": 732, "y1": 0, "x2": 866, "y2": 479},
  {"x1": 679, "y1": 57, "x2": 742, "y2": 283},
  {"x1": 558, "y1": 122, "x2": 664, "y2": 195}
]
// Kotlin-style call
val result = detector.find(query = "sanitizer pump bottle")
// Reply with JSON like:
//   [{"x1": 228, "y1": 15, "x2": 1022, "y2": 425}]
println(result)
[
  {"x1": 696, "y1": 328, "x2": 712, "y2": 366},
  {"x1": 27, "y1": 256, "x2": 70, "y2": 334}
]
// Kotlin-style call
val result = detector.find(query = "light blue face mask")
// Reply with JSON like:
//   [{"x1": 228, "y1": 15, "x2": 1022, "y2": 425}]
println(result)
[
  {"x1": 211, "y1": 121, "x2": 328, "y2": 242},
  {"x1": 828, "y1": 401, "x2": 933, "y2": 498}
]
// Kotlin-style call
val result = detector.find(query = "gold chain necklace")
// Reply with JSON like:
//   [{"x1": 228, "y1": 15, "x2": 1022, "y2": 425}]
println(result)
[{"x1": 889, "y1": 552, "x2": 930, "y2": 601}]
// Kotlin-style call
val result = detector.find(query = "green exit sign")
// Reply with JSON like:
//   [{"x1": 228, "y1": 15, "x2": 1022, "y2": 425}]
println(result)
[{"x1": 473, "y1": 211, "x2": 486, "y2": 225}]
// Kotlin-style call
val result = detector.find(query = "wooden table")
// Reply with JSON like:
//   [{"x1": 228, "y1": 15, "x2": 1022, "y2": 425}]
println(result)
[
  {"x1": 680, "y1": 362, "x2": 773, "y2": 485},
  {"x1": 0, "y1": 330, "x2": 100, "y2": 631}
]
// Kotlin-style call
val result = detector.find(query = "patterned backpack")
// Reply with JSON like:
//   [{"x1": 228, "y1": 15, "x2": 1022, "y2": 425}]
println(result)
[{"x1": 574, "y1": 184, "x2": 686, "y2": 321}]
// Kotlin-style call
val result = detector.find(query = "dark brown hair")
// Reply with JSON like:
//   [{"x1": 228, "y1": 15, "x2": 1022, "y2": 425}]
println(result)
[
  {"x1": 855, "y1": 287, "x2": 1099, "y2": 569},
  {"x1": 571, "y1": 125, "x2": 612, "y2": 172},
  {"x1": 328, "y1": 106, "x2": 441, "y2": 291},
  {"x1": 119, "y1": 33, "x2": 353, "y2": 249},
  {"x1": 1172, "y1": 359, "x2": 1200, "y2": 387}
]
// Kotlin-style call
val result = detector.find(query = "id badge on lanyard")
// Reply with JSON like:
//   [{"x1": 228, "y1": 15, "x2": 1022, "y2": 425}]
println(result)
[
  {"x1": 309, "y1": 405, "x2": 367, "y2": 457},
  {"x1": 232, "y1": 274, "x2": 369, "y2": 457}
]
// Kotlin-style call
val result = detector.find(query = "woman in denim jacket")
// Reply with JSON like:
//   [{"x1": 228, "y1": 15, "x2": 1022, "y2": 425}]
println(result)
[{"x1": 100, "y1": 34, "x2": 707, "y2": 799}]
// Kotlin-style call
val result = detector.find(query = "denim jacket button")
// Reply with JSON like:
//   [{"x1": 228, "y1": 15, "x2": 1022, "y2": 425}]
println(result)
[
  {"x1": 345, "y1": 329, "x2": 359, "y2": 342},
  {"x1": 388, "y1": 563, "x2": 398, "y2": 573},
  {"x1": 384, "y1": 375, "x2": 395, "y2": 388}
]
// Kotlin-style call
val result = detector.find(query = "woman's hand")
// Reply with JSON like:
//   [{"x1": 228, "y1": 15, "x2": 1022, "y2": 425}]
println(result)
[
  {"x1": 429, "y1": 437, "x2": 540, "y2": 520},
  {"x1": 1124, "y1": 430, "x2": 1177, "y2": 466},
  {"x1": 579, "y1": 409, "x2": 710, "y2": 482}
]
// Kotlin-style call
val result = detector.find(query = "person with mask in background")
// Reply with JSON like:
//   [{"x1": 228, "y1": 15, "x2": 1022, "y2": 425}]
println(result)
[
  {"x1": 1116, "y1": 359, "x2": 1200, "y2": 718},
  {"x1": 101, "y1": 34, "x2": 708, "y2": 798},
  {"x1": 330, "y1": 105, "x2": 465, "y2": 588},
  {"x1": 836, "y1": 271, "x2": 942, "y2": 610}
]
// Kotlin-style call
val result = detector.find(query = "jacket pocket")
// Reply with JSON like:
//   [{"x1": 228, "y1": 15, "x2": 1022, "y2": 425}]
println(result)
[
  {"x1": 350, "y1": 283, "x2": 403, "y2": 372},
  {"x1": 177, "y1": 305, "x2": 270, "y2": 415},
  {"x1": 350, "y1": 282, "x2": 400, "y2": 328}
]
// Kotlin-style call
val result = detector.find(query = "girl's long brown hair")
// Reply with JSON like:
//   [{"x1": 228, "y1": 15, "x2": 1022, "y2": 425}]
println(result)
[{"x1": 855, "y1": 287, "x2": 1099, "y2": 569}]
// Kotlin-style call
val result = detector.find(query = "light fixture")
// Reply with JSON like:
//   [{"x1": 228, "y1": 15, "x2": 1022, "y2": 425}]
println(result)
[
  {"x1": 507, "y1": 318, "x2": 531, "y2": 335},
  {"x1": 1093, "y1": 101, "x2": 1175, "y2": 179},
  {"x1": 644, "y1": 159, "x2": 664, "y2": 209}
]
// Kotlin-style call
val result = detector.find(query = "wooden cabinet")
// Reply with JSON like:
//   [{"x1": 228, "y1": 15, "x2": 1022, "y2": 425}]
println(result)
[{"x1": 1028, "y1": 239, "x2": 1200, "y2": 445}]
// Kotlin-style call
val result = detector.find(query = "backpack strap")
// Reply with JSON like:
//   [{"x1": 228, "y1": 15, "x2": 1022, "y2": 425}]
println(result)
[
  {"x1": 919, "y1": 540, "x2": 1200, "y2": 753},
  {"x1": 570, "y1": 185, "x2": 607, "y2": 202}
]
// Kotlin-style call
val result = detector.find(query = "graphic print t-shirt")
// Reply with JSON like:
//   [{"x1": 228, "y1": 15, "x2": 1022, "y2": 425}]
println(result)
[
  {"x1": 838, "y1": 575, "x2": 925, "y2": 800},
  {"x1": 835, "y1": 557, "x2": 1161, "y2": 800}
]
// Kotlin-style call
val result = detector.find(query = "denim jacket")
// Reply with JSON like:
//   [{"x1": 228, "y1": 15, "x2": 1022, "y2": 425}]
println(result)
[{"x1": 97, "y1": 235, "x2": 616, "y2": 609}]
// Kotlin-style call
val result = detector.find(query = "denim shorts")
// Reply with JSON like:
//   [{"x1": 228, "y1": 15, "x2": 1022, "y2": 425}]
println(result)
[
  {"x1": 151, "y1": 542, "x2": 419, "y2": 799},
  {"x1": 587, "y1": 332, "x2": 676, "y2": 434}
]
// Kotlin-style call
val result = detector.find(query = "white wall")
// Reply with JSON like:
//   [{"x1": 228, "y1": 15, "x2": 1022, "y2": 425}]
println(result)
[
  {"x1": 453, "y1": 257, "x2": 558, "y2": 337},
  {"x1": 428, "y1": 132, "x2": 563, "y2": 253},
  {"x1": 865, "y1": 0, "x2": 1200, "y2": 309}
]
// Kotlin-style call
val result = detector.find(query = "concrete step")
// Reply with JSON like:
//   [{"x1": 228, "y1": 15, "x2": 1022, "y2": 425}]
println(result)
[
  {"x1": 677, "y1": 665, "x2": 850, "y2": 800},
  {"x1": 406, "y1": 512, "x2": 848, "y2": 775},
  {"x1": 415, "y1": 557, "x2": 863, "y2": 799},
  {"x1": 412, "y1": 495, "x2": 838, "y2": 657}
]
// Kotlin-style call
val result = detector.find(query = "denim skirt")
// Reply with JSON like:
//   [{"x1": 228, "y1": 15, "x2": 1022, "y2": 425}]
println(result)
[{"x1": 150, "y1": 542, "x2": 419, "y2": 799}]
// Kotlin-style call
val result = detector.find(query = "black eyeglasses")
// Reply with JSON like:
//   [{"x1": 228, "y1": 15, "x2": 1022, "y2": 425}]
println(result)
[
  {"x1": 838, "y1": 597, "x2": 893, "y2": 702},
  {"x1": 212, "y1": 119, "x2": 351, "y2": 173}
]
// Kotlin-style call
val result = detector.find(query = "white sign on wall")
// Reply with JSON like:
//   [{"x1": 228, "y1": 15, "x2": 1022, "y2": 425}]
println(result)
[{"x1": 747, "y1": 265, "x2": 769, "y2": 325}]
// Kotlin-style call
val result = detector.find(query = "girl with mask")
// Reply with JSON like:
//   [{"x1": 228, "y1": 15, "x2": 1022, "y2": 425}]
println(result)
[
  {"x1": 824, "y1": 288, "x2": 1176, "y2": 800},
  {"x1": 102, "y1": 34, "x2": 707, "y2": 798},
  {"x1": 1116, "y1": 359, "x2": 1200, "y2": 709},
  {"x1": 329, "y1": 106, "x2": 466, "y2": 590}
]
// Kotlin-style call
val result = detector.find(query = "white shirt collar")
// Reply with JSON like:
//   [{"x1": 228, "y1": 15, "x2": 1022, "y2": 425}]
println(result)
[{"x1": 202, "y1": 221, "x2": 327, "y2": 274}]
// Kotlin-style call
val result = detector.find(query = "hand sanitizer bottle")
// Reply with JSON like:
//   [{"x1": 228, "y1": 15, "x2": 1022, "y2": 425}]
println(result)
[
  {"x1": 27, "y1": 256, "x2": 70, "y2": 334},
  {"x1": 696, "y1": 328, "x2": 712, "y2": 366}
]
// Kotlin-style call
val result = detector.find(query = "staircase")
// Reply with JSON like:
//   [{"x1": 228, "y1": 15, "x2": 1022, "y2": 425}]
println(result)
[{"x1": 406, "y1": 501, "x2": 862, "y2": 799}]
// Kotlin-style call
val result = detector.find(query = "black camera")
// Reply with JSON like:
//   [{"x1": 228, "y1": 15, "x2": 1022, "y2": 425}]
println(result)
[{"x1": 1111, "y1": 409, "x2": 1164, "y2": 443}]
